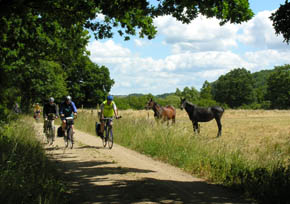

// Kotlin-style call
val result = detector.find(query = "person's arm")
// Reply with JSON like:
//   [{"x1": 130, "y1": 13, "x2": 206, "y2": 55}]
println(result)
[
  {"x1": 113, "y1": 103, "x2": 118, "y2": 117},
  {"x1": 71, "y1": 101, "x2": 77, "y2": 113},
  {"x1": 59, "y1": 103, "x2": 63, "y2": 116},
  {"x1": 100, "y1": 103, "x2": 104, "y2": 119},
  {"x1": 54, "y1": 104, "x2": 59, "y2": 118},
  {"x1": 43, "y1": 105, "x2": 46, "y2": 118}
]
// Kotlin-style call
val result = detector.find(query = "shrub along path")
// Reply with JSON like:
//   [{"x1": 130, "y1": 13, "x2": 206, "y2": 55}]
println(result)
[{"x1": 35, "y1": 123, "x2": 255, "y2": 204}]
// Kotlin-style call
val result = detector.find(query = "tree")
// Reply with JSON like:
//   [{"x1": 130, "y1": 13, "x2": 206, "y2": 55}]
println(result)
[
  {"x1": 266, "y1": 64, "x2": 290, "y2": 109},
  {"x1": 200, "y1": 80, "x2": 213, "y2": 100},
  {"x1": 0, "y1": 0, "x2": 254, "y2": 40},
  {"x1": 252, "y1": 69, "x2": 273, "y2": 105},
  {"x1": 0, "y1": 0, "x2": 254, "y2": 114},
  {"x1": 66, "y1": 56, "x2": 114, "y2": 107},
  {"x1": 213, "y1": 68, "x2": 256, "y2": 108},
  {"x1": 176, "y1": 86, "x2": 200, "y2": 103},
  {"x1": 270, "y1": 0, "x2": 290, "y2": 44}
]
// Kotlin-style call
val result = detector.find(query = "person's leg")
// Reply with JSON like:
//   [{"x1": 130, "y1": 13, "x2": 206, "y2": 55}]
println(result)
[
  {"x1": 62, "y1": 120, "x2": 66, "y2": 135},
  {"x1": 43, "y1": 118, "x2": 48, "y2": 133},
  {"x1": 100, "y1": 121, "x2": 105, "y2": 138}
]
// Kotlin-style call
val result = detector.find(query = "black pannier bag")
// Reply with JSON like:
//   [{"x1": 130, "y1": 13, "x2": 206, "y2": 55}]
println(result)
[
  {"x1": 57, "y1": 126, "x2": 64, "y2": 137},
  {"x1": 95, "y1": 122, "x2": 102, "y2": 137}
]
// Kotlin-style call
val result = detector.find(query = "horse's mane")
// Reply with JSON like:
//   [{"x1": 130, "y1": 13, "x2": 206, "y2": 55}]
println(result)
[{"x1": 185, "y1": 100, "x2": 196, "y2": 108}]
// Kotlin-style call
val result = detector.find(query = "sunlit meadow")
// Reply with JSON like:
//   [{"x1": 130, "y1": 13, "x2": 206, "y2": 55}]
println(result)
[{"x1": 75, "y1": 108, "x2": 290, "y2": 203}]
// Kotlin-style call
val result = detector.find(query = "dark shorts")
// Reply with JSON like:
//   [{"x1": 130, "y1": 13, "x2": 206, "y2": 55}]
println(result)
[{"x1": 61, "y1": 117, "x2": 74, "y2": 125}]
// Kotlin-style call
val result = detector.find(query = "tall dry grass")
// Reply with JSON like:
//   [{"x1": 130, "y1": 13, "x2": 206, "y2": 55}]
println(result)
[
  {"x1": 0, "y1": 115, "x2": 67, "y2": 204},
  {"x1": 75, "y1": 108, "x2": 290, "y2": 203}
]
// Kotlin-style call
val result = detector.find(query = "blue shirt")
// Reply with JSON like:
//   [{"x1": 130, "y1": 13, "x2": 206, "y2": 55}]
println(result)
[{"x1": 59, "y1": 101, "x2": 77, "y2": 118}]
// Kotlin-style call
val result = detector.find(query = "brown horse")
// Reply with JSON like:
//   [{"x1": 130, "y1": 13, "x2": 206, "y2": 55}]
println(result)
[{"x1": 145, "y1": 98, "x2": 176, "y2": 124}]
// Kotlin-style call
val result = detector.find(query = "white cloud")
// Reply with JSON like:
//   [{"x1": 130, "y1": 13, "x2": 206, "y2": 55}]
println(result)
[
  {"x1": 134, "y1": 39, "x2": 146, "y2": 47},
  {"x1": 244, "y1": 49, "x2": 290, "y2": 71},
  {"x1": 87, "y1": 10, "x2": 290, "y2": 95},
  {"x1": 237, "y1": 10, "x2": 287, "y2": 49},
  {"x1": 154, "y1": 15, "x2": 239, "y2": 53},
  {"x1": 87, "y1": 40, "x2": 131, "y2": 58}
]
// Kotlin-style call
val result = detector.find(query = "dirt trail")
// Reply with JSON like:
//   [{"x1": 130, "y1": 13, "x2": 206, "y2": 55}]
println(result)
[{"x1": 36, "y1": 123, "x2": 254, "y2": 204}]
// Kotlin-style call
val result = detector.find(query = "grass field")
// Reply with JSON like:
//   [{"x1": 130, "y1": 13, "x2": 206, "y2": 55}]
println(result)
[
  {"x1": 75, "y1": 108, "x2": 290, "y2": 203},
  {"x1": 0, "y1": 115, "x2": 67, "y2": 204}
]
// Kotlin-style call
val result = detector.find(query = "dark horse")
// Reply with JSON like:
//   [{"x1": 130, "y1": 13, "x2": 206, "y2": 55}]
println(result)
[
  {"x1": 180, "y1": 98, "x2": 224, "y2": 137},
  {"x1": 145, "y1": 98, "x2": 176, "y2": 124}
]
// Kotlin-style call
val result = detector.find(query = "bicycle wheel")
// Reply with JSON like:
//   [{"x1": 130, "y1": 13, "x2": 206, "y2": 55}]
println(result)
[
  {"x1": 102, "y1": 126, "x2": 108, "y2": 147},
  {"x1": 45, "y1": 127, "x2": 50, "y2": 144},
  {"x1": 50, "y1": 126, "x2": 55, "y2": 145},
  {"x1": 47, "y1": 127, "x2": 53, "y2": 145},
  {"x1": 64, "y1": 130, "x2": 68, "y2": 148},
  {"x1": 108, "y1": 127, "x2": 113, "y2": 149},
  {"x1": 67, "y1": 128, "x2": 73, "y2": 149}
]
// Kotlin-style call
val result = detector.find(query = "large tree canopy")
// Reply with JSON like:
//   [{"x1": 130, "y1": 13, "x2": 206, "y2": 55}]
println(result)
[
  {"x1": 0, "y1": 0, "x2": 254, "y2": 40},
  {"x1": 0, "y1": 0, "x2": 254, "y2": 114},
  {"x1": 213, "y1": 68, "x2": 256, "y2": 108},
  {"x1": 270, "y1": 0, "x2": 290, "y2": 44}
]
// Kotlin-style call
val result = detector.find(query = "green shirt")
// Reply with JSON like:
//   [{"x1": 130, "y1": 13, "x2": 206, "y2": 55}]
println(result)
[{"x1": 101, "y1": 100, "x2": 116, "y2": 117}]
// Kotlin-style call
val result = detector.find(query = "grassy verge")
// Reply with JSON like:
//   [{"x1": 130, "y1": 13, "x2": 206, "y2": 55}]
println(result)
[
  {"x1": 75, "y1": 109, "x2": 290, "y2": 204},
  {"x1": 0, "y1": 115, "x2": 67, "y2": 204}
]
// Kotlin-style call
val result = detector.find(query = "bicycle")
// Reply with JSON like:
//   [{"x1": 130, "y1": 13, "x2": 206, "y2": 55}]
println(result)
[
  {"x1": 34, "y1": 111, "x2": 41, "y2": 122},
  {"x1": 45, "y1": 113, "x2": 56, "y2": 145},
  {"x1": 101, "y1": 116, "x2": 121, "y2": 149},
  {"x1": 64, "y1": 116, "x2": 75, "y2": 149}
]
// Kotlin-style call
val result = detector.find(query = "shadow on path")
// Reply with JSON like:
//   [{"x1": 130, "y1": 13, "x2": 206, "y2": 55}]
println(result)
[{"x1": 56, "y1": 159, "x2": 253, "y2": 204}]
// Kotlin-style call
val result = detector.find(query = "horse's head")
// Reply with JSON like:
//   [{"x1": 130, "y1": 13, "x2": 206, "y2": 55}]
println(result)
[
  {"x1": 180, "y1": 98, "x2": 186, "y2": 110},
  {"x1": 145, "y1": 98, "x2": 154, "y2": 110}
]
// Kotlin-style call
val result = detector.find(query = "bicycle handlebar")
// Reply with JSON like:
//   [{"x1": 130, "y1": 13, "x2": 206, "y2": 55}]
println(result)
[{"x1": 102, "y1": 116, "x2": 122, "y2": 120}]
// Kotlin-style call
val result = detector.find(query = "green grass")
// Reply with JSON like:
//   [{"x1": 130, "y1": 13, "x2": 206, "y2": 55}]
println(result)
[
  {"x1": 0, "y1": 115, "x2": 67, "y2": 204},
  {"x1": 74, "y1": 109, "x2": 290, "y2": 204}
]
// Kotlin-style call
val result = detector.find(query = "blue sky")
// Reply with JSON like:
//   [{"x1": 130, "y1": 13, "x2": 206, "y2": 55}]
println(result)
[{"x1": 87, "y1": 0, "x2": 290, "y2": 95}]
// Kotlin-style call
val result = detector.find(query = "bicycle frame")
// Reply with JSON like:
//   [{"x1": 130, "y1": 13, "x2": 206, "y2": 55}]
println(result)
[
  {"x1": 46, "y1": 113, "x2": 55, "y2": 145},
  {"x1": 64, "y1": 116, "x2": 74, "y2": 149},
  {"x1": 101, "y1": 116, "x2": 121, "y2": 149},
  {"x1": 102, "y1": 118, "x2": 114, "y2": 149}
]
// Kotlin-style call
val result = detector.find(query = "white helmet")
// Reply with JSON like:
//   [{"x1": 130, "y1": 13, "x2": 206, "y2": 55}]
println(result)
[
  {"x1": 49, "y1": 97, "x2": 54, "y2": 102},
  {"x1": 66, "y1": 95, "x2": 72, "y2": 102}
]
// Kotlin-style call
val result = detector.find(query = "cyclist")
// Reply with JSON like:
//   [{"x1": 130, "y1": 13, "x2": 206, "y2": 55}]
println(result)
[
  {"x1": 100, "y1": 95, "x2": 119, "y2": 138},
  {"x1": 59, "y1": 96, "x2": 77, "y2": 136},
  {"x1": 34, "y1": 103, "x2": 41, "y2": 119},
  {"x1": 43, "y1": 97, "x2": 58, "y2": 133}
]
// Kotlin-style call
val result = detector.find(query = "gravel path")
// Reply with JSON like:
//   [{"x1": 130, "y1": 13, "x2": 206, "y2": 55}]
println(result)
[{"x1": 36, "y1": 123, "x2": 254, "y2": 204}]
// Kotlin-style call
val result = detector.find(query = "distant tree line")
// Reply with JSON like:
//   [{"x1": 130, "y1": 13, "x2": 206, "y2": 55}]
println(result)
[{"x1": 115, "y1": 65, "x2": 290, "y2": 110}]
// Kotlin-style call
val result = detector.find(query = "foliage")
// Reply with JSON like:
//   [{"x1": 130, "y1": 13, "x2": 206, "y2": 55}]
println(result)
[
  {"x1": 175, "y1": 86, "x2": 200, "y2": 103},
  {"x1": 65, "y1": 56, "x2": 114, "y2": 107},
  {"x1": 0, "y1": 117, "x2": 67, "y2": 204},
  {"x1": 0, "y1": 0, "x2": 254, "y2": 40},
  {"x1": 200, "y1": 80, "x2": 213, "y2": 100},
  {"x1": 213, "y1": 68, "x2": 256, "y2": 108},
  {"x1": 266, "y1": 64, "x2": 290, "y2": 109},
  {"x1": 115, "y1": 94, "x2": 151, "y2": 110},
  {"x1": 270, "y1": 0, "x2": 290, "y2": 44},
  {"x1": 114, "y1": 93, "x2": 182, "y2": 110},
  {"x1": 0, "y1": 0, "x2": 254, "y2": 114},
  {"x1": 252, "y1": 70, "x2": 273, "y2": 105}
]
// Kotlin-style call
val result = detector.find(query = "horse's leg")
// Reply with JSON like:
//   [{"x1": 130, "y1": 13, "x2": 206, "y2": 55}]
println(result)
[
  {"x1": 172, "y1": 115, "x2": 176, "y2": 125},
  {"x1": 197, "y1": 123, "x2": 200, "y2": 134},
  {"x1": 215, "y1": 118, "x2": 222, "y2": 137},
  {"x1": 193, "y1": 121, "x2": 198, "y2": 134}
]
